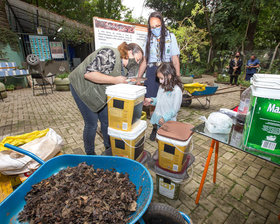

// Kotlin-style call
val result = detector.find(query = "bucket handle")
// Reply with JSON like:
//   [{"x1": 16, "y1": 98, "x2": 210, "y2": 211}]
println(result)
[
  {"x1": 120, "y1": 134, "x2": 146, "y2": 149},
  {"x1": 169, "y1": 137, "x2": 194, "y2": 155},
  {"x1": 4, "y1": 143, "x2": 45, "y2": 165}
]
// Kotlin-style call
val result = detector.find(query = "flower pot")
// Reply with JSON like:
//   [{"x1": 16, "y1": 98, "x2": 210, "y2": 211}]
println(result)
[
  {"x1": 54, "y1": 78, "x2": 70, "y2": 91},
  {"x1": 0, "y1": 82, "x2": 7, "y2": 98}
]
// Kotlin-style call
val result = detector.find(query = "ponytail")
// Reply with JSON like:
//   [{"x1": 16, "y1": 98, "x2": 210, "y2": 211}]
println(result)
[{"x1": 118, "y1": 42, "x2": 143, "y2": 59}]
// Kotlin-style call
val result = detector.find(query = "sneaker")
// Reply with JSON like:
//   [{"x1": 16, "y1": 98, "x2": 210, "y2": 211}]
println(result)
[
  {"x1": 149, "y1": 129, "x2": 157, "y2": 141},
  {"x1": 102, "y1": 147, "x2": 112, "y2": 156}
]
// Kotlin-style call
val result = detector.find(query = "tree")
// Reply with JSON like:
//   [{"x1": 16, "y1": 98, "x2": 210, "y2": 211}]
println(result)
[
  {"x1": 169, "y1": 3, "x2": 209, "y2": 75},
  {"x1": 145, "y1": 0, "x2": 198, "y2": 25},
  {"x1": 22, "y1": 0, "x2": 133, "y2": 26}
]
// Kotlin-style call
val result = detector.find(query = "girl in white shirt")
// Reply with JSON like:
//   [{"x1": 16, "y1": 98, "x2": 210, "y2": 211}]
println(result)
[{"x1": 144, "y1": 62, "x2": 183, "y2": 141}]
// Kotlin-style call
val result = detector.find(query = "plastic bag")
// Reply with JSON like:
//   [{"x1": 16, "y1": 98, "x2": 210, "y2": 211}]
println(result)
[
  {"x1": 0, "y1": 128, "x2": 63, "y2": 175},
  {"x1": 201, "y1": 112, "x2": 233, "y2": 134}
]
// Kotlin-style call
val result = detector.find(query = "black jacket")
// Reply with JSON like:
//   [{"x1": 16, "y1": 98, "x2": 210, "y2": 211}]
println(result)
[{"x1": 228, "y1": 58, "x2": 243, "y2": 75}]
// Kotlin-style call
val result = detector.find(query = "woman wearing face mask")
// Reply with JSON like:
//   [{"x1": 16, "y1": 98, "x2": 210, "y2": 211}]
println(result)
[
  {"x1": 228, "y1": 52, "x2": 243, "y2": 85},
  {"x1": 137, "y1": 11, "x2": 180, "y2": 121},
  {"x1": 69, "y1": 42, "x2": 143, "y2": 155}
]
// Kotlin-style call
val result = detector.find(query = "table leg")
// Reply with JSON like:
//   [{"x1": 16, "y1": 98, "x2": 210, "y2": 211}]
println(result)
[
  {"x1": 195, "y1": 139, "x2": 216, "y2": 204},
  {"x1": 213, "y1": 141, "x2": 219, "y2": 183}
]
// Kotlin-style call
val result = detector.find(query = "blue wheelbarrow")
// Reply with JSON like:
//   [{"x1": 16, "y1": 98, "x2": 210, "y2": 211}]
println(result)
[
  {"x1": 182, "y1": 83, "x2": 242, "y2": 109},
  {"x1": 0, "y1": 144, "x2": 192, "y2": 224}
]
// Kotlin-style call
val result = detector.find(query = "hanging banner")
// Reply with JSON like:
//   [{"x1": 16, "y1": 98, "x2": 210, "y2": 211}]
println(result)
[
  {"x1": 29, "y1": 35, "x2": 51, "y2": 61},
  {"x1": 49, "y1": 42, "x2": 64, "y2": 59},
  {"x1": 93, "y1": 17, "x2": 148, "y2": 50}
]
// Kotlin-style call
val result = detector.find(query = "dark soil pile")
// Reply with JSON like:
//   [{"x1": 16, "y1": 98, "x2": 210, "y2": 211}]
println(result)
[{"x1": 18, "y1": 162, "x2": 138, "y2": 224}]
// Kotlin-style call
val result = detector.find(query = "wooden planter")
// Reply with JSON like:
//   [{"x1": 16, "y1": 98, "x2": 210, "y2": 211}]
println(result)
[{"x1": 54, "y1": 78, "x2": 70, "y2": 91}]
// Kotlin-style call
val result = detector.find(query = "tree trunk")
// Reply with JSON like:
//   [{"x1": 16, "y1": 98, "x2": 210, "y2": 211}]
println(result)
[
  {"x1": 0, "y1": 0, "x2": 10, "y2": 29},
  {"x1": 246, "y1": 1, "x2": 260, "y2": 51},
  {"x1": 203, "y1": 0, "x2": 214, "y2": 72},
  {"x1": 269, "y1": 42, "x2": 280, "y2": 71}
]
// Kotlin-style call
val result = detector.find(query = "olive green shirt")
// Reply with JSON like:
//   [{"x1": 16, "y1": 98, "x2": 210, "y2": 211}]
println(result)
[{"x1": 69, "y1": 47, "x2": 123, "y2": 112}]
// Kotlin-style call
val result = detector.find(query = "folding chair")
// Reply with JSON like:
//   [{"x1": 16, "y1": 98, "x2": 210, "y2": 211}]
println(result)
[{"x1": 26, "y1": 54, "x2": 55, "y2": 96}]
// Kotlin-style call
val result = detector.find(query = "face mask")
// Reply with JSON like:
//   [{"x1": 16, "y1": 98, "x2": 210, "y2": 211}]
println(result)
[
  {"x1": 126, "y1": 58, "x2": 138, "y2": 70},
  {"x1": 236, "y1": 55, "x2": 239, "y2": 58},
  {"x1": 151, "y1": 27, "x2": 161, "y2": 37}
]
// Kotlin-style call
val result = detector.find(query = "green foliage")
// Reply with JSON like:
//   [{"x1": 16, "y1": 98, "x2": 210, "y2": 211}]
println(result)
[
  {"x1": 57, "y1": 73, "x2": 69, "y2": 79},
  {"x1": 23, "y1": 0, "x2": 133, "y2": 26},
  {"x1": 254, "y1": 0, "x2": 280, "y2": 48},
  {"x1": 216, "y1": 74, "x2": 230, "y2": 83},
  {"x1": 238, "y1": 79, "x2": 251, "y2": 87},
  {"x1": 6, "y1": 84, "x2": 15, "y2": 91},
  {"x1": 0, "y1": 27, "x2": 20, "y2": 57},
  {"x1": 145, "y1": 0, "x2": 199, "y2": 26},
  {"x1": 269, "y1": 59, "x2": 280, "y2": 74},
  {"x1": 216, "y1": 74, "x2": 251, "y2": 87},
  {"x1": 57, "y1": 26, "x2": 93, "y2": 44},
  {"x1": 169, "y1": 3, "x2": 208, "y2": 76}
]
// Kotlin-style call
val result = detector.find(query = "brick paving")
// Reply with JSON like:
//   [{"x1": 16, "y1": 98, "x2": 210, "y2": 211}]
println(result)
[{"x1": 0, "y1": 75, "x2": 279, "y2": 223}]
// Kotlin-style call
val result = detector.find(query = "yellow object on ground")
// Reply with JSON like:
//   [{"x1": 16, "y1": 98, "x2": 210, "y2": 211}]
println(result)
[
  {"x1": 183, "y1": 83, "x2": 206, "y2": 94},
  {"x1": 0, "y1": 129, "x2": 49, "y2": 152},
  {"x1": 141, "y1": 111, "x2": 147, "y2": 121},
  {"x1": 0, "y1": 151, "x2": 62, "y2": 203}
]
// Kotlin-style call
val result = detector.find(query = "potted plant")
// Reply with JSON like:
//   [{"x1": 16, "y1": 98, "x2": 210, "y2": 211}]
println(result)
[
  {"x1": 6, "y1": 84, "x2": 15, "y2": 91},
  {"x1": 0, "y1": 82, "x2": 7, "y2": 98},
  {"x1": 54, "y1": 73, "x2": 70, "y2": 91}
]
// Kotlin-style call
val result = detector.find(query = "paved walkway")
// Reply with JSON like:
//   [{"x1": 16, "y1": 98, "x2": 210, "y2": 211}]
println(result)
[{"x1": 0, "y1": 75, "x2": 279, "y2": 224}]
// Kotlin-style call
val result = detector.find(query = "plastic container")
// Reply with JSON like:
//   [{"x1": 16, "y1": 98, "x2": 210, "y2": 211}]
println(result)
[
  {"x1": 237, "y1": 87, "x2": 251, "y2": 123},
  {"x1": 155, "y1": 160, "x2": 191, "y2": 200},
  {"x1": 138, "y1": 150, "x2": 151, "y2": 165},
  {"x1": 106, "y1": 84, "x2": 146, "y2": 131},
  {"x1": 243, "y1": 74, "x2": 280, "y2": 156},
  {"x1": 156, "y1": 121, "x2": 194, "y2": 172},
  {"x1": 156, "y1": 174, "x2": 182, "y2": 200},
  {"x1": 108, "y1": 120, "x2": 147, "y2": 161}
]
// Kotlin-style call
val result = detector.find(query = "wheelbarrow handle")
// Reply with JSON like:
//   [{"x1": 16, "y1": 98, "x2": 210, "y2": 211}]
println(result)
[{"x1": 4, "y1": 143, "x2": 45, "y2": 165}]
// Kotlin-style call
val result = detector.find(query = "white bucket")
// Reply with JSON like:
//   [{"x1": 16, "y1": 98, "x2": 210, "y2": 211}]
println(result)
[
  {"x1": 106, "y1": 84, "x2": 146, "y2": 100},
  {"x1": 108, "y1": 120, "x2": 147, "y2": 160},
  {"x1": 243, "y1": 74, "x2": 280, "y2": 156},
  {"x1": 106, "y1": 84, "x2": 146, "y2": 132}
]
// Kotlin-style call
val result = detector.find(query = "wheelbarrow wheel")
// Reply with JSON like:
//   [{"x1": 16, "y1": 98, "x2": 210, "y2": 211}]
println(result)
[
  {"x1": 142, "y1": 203, "x2": 186, "y2": 224},
  {"x1": 181, "y1": 94, "x2": 192, "y2": 107}
]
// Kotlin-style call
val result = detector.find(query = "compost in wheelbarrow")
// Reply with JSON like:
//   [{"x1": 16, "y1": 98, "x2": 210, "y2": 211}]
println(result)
[{"x1": 0, "y1": 144, "x2": 153, "y2": 224}]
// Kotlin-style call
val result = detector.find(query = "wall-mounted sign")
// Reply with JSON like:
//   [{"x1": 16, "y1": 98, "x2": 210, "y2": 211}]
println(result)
[
  {"x1": 49, "y1": 42, "x2": 64, "y2": 59},
  {"x1": 93, "y1": 17, "x2": 148, "y2": 50},
  {"x1": 37, "y1": 27, "x2": 43, "y2": 35},
  {"x1": 29, "y1": 35, "x2": 51, "y2": 61}
]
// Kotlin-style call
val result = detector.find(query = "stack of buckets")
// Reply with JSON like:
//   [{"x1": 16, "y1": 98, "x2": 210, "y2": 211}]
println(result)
[
  {"x1": 243, "y1": 74, "x2": 280, "y2": 164},
  {"x1": 154, "y1": 121, "x2": 194, "y2": 200},
  {"x1": 106, "y1": 84, "x2": 148, "y2": 162}
]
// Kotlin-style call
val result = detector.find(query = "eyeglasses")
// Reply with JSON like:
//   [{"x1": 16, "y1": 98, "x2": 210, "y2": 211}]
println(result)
[{"x1": 151, "y1": 24, "x2": 161, "y2": 29}]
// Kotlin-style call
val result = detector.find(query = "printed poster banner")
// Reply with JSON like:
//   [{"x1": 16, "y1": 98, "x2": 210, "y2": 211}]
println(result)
[
  {"x1": 93, "y1": 17, "x2": 148, "y2": 51},
  {"x1": 29, "y1": 35, "x2": 51, "y2": 61},
  {"x1": 49, "y1": 42, "x2": 64, "y2": 59}
]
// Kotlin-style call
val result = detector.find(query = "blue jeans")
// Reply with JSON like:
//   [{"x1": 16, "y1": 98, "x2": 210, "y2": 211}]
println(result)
[
  {"x1": 70, "y1": 85, "x2": 110, "y2": 155},
  {"x1": 245, "y1": 73, "x2": 254, "y2": 81}
]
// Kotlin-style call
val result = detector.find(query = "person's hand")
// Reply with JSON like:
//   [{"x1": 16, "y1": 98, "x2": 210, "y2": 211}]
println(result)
[
  {"x1": 144, "y1": 98, "x2": 152, "y2": 106},
  {"x1": 158, "y1": 118, "x2": 165, "y2": 126},
  {"x1": 114, "y1": 76, "x2": 127, "y2": 84}
]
